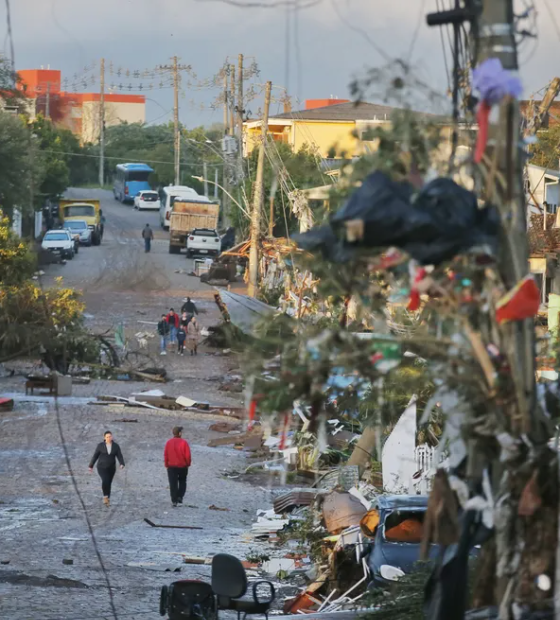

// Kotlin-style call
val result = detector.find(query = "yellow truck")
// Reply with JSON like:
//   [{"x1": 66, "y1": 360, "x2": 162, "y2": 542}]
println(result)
[
  {"x1": 58, "y1": 199, "x2": 102, "y2": 246},
  {"x1": 169, "y1": 198, "x2": 220, "y2": 254}
]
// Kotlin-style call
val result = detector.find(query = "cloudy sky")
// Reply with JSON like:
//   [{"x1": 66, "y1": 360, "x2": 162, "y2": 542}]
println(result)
[{"x1": 4, "y1": 0, "x2": 560, "y2": 127}]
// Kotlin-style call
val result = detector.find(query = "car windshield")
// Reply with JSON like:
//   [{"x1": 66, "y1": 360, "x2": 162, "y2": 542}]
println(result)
[
  {"x1": 64, "y1": 221, "x2": 87, "y2": 230},
  {"x1": 383, "y1": 510, "x2": 425, "y2": 544},
  {"x1": 64, "y1": 205, "x2": 95, "y2": 217},
  {"x1": 44, "y1": 233, "x2": 69, "y2": 241},
  {"x1": 141, "y1": 192, "x2": 158, "y2": 201}
]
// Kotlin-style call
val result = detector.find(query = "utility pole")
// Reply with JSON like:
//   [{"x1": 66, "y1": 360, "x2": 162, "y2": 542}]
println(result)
[
  {"x1": 248, "y1": 81, "x2": 272, "y2": 298},
  {"x1": 99, "y1": 58, "x2": 105, "y2": 187},
  {"x1": 160, "y1": 56, "x2": 190, "y2": 185},
  {"x1": 173, "y1": 56, "x2": 180, "y2": 185},
  {"x1": 223, "y1": 69, "x2": 229, "y2": 135},
  {"x1": 237, "y1": 54, "x2": 244, "y2": 140},
  {"x1": 214, "y1": 168, "x2": 219, "y2": 199},
  {"x1": 229, "y1": 64, "x2": 236, "y2": 136},
  {"x1": 203, "y1": 161, "x2": 209, "y2": 197},
  {"x1": 45, "y1": 82, "x2": 51, "y2": 120}
]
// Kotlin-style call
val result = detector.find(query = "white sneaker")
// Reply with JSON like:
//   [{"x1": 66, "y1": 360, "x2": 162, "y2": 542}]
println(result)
[{"x1": 160, "y1": 351, "x2": 167, "y2": 356}]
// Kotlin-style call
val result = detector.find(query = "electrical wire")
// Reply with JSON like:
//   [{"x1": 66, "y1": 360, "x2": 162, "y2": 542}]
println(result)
[
  {"x1": 406, "y1": 0, "x2": 428, "y2": 63},
  {"x1": 35, "y1": 276, "x2": 118, "y2": 620},
  {"x1": 194, "y1": 0, "x2": 321, "y2": 7},
  {"x1": 542, "y1": 0, "x2": 560, "y2": 45},
  {"x1": 294, "y1": 0, "x2": 303, "y2": 104}
]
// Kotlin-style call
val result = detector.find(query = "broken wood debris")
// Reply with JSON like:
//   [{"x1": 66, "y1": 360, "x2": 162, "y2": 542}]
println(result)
[{"x1": 143, "y1": 518, "x2": 202, "y2": 530}]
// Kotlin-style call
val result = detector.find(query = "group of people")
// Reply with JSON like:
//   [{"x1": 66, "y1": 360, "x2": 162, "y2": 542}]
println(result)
[
  {"x1": 89, "y1": 426, "x2": 191, "y2": 508},
  {"x1": 157, "y1": 297, "x2": 200, "y2": 356}
]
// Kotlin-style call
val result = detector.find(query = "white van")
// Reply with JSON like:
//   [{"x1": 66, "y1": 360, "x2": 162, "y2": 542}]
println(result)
[{"x1": 159, "y1": 186, "x2": 199, "y2": 230}]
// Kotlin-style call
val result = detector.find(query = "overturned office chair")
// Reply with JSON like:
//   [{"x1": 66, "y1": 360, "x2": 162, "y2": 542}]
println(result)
[
  {"x1": 211, "y1": 554, "x2": 276, "y2": 620},
  {"x1": 160, "y1": 579, "x2": 217, "y2": 620}
]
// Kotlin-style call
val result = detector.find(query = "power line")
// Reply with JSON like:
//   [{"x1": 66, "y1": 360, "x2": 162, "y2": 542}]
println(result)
[
  {"x1": 35, "y1": 276, "x2": 118, "y2": 620},
  {"x1": 542, "y1": 0, "x2": 560, "y2": 45},
  {"x1": 406, "y1": 0, "x2": 428, "y2": 63},
  {"x1": 194, "y1": 0, "x2": 321, "y2": 7}
]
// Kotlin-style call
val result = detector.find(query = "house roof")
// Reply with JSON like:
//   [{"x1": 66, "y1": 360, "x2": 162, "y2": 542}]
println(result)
[
  {"x1": 271, "y1": 101, "x2": 432, "y2": 122},
  {"x1": 528, "y1": 213, "x2": 560, "y2": 256}
]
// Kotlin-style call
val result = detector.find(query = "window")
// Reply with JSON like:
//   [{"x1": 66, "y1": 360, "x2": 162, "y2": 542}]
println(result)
[
  {"x1": 64, "y1": 205, "x2": 95, "y2": 217},
  {"x1": 45, "y1": 232, "x2": 69, "y2": 241},
  {"x1": 64, "y1": 221, "x2": 87, "y2": 230},
  {"x1": 127, "y1": 171, "x2": 150, "y2": 182},
  {"x1": 383, "y1": 510, "x2": 425, "y2": 543},
  {"x1": 192, "y1": 229, "x2": 218, "y2": 237},
  {"x1": 141, "y1": 192, "x2": 159, "y2": 202}
]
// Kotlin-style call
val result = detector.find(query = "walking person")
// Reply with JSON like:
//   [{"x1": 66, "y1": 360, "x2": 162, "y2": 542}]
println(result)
[
  {"x1": 166, "y1": 308, "x2": 179, "y2": 347},
  {"x1": 177, "y1": 325, "x2": 187, "y2": 356},
  {"x1": 142, "y1": 224, "x2": 154, "y2": 253},
  {"x1": 88, "y1": 431, "x2": 125, "y2": 507},
  {"x1": 186, "y1": 315, "x2": 200, "y2": 356},
  {"x1": 157, "y1": 314, "x2": 170, "y2": 356},
  {"x1": 99, "y1": 209, "x2": 106, "y2": 240},
  {"x1": 181, "y1": 297, "x2": 198, "y2": 320},
  {"x1": 164, "y1": 426, "x2": 192, "y2": 507},
  {"x1": 180, "y1": 311, "x2": 190, "y2": 328}
]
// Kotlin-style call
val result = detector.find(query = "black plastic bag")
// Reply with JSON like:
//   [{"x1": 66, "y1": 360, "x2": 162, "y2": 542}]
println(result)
[{"x1": 297, "y1": 172, "x2": 499, "y2": 266}]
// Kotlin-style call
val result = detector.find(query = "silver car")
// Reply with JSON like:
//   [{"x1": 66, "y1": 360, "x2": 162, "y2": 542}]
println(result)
[{"x1": 63, "y1": 220, "x2": 93, "y2": 246}]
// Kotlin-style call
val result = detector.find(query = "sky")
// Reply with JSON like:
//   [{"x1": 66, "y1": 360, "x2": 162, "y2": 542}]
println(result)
[{"x1": 3, "y1": 0, "x2": 560, "y2": 128}]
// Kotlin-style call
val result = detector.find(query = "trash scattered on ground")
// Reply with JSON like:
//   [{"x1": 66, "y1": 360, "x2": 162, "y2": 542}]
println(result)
[{"x1": 208, "y1": 505, "x2": 230, "y2": 512}]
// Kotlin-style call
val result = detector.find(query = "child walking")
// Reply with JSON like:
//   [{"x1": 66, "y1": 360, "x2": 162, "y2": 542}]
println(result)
[{"x1": 177, "y1": 325, "x2": 187, "y2": 355}]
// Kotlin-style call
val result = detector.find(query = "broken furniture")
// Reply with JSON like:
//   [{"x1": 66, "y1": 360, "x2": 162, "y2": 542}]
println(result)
[
  {"x1": 160, "y1": 554, "x2": 275, "y2": 620},
  {"x1": 212, "y1": 553, "x2": 275, "y2": 620},
  {"x1": 159, "y1": 580, "x2": 216, "y2": 620},
  {"x1": 25, "y1": 375, "x2": 56, "y2": 396}
]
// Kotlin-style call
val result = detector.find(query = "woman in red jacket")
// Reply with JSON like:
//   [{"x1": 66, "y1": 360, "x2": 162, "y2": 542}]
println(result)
[{"x1": 164, "y1": 426, "x2": 192, "y2": 507}]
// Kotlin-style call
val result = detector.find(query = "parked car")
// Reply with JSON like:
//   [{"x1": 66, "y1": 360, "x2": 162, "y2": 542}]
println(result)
[
  {"x1": 134, "y1": 190, "x2": 161, "y2": 211},
  {"x1": 63, "y1": 219, "x2": 92, "y2": 247},
  {"x1": 41, "y1": 229, "x2": 75, "y2": 260},
  {"x1": 366, "y1": 494, "x2": 481, "y2": 587},
  {"x1": 186, "y1": 228, "x2": 221, "y2": 258}
]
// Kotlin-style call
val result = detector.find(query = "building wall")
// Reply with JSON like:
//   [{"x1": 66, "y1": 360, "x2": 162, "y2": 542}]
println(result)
[{"x1": 81, "y1": 100, "x2": 145, "y2": 143}]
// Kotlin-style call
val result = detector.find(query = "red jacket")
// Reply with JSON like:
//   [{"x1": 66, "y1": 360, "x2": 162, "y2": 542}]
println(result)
[
  {"x1": 164, "y1": 437, "x2": 192, "y2": 468},
  {"x1": 166, "y1": 313, "x2": 179, "y2": 328}
]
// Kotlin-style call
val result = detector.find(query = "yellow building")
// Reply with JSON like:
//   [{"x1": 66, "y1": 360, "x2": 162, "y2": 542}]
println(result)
[{"x1": 244, "y1": 100, "x2": 413, "y2": 159}]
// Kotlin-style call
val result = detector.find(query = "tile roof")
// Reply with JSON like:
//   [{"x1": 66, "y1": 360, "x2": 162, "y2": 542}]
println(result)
[
  {"x1": 271, "y1": 101, "x2": 434, "y2": 122},
  {"x1": 528, "y1": 213, "x2": 560, "y2": 256}
]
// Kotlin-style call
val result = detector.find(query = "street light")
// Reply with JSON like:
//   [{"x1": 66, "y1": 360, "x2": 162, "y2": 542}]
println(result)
[{"x1": 191, "y1": 175, "x2": 249, "y2": 217}]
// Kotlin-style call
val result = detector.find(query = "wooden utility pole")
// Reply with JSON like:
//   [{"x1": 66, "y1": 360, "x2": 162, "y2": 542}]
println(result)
[
  {"x1": 223, "y1": 69, "x2": 229, "y2": 135},
  {"x1": 237, "y1": 54, "x2": 244, "y2": 140},
  {"x1": 45, "y1": 82, "x2": 51, "y2": 120},
  {"x1": 203, "y1": 161, "x2": 209, "y2": 197},
  {"x1": 478, "y1": 0, "x2": 536, "y2": 434},
  {"x1": 159, "y1": 57, "x2": 190, "y2": 185},
  {"x1": 248, "y1": 81, "x2": 272, "y2": 298},
  {"x1": 173, "y1": 56, "x2": 180, "y2": 185},
  {"x1": 229, "y1": 64, "x2": 236, "y2": 135},
  {"x1": 99, "y1": 58, "x2": 105, "y2": 187}
]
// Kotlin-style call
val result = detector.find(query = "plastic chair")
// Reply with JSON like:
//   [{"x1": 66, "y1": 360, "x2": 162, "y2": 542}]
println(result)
[
  {"x1": 211, "y1": 554, "x2": 275, "y2": 620},
  {"x1": 160, "y1": 579, "x2": 217, "y2": 620}
]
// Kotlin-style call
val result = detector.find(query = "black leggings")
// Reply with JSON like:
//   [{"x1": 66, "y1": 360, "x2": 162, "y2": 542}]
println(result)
[
  {"x1": 98, "y1": 466, "x2": 116, "y2": 497},
  {"x1": 167, "y1": 467, "x2": 188, "y2": 503}
]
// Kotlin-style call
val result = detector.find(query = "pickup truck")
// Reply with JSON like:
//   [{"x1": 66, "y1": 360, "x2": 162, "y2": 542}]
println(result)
[
  {"x1": 168, "y1": 197, "x2": 220, "y2": 254},
  {"x1": 58, "y1": 199, "x2": 102, "y2": 246},
  {"x1": 186, "y1": 228, "x2": 222, "y2": 258}
]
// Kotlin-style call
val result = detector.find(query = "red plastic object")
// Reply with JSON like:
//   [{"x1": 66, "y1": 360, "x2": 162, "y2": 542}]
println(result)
[
  {"x1": 474, "y1": 101, "x2": 491, "y2": 164},
  {"x1": 496, "y1": 275, "x2": 540, "y2": 324}
]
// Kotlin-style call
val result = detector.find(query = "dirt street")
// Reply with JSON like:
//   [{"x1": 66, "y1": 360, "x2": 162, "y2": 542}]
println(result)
[{"x1": 0, "y1": 190, "x2": 269, "y2": 620}]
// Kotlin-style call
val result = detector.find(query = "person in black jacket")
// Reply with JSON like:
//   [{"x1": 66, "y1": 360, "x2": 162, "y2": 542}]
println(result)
[
  {"x1": 88, "y1": 431, "x2": 125, "y2": 507},
  {"x1": 181, "y1": 297, "x2": 198, "y2": 318},
  {"x1": 157, "y1": 314, "x2": 170, "y2": 356}
]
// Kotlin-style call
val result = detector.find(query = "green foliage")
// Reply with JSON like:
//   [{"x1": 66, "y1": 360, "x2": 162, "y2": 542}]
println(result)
[
  {"x1": 0, "y1": 112, "x2": 43, "y2": 216},
  {"x1": 529, "y1": 126, "x2": 560, "y2": 169},
  {"x1": 242, "y1": 141, "x2": 326, "y2": 235}
]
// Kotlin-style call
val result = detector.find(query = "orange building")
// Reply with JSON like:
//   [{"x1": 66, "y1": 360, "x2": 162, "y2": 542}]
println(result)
[{"x1": 16, "y1": 69, "x2": 145, "y2": 143}]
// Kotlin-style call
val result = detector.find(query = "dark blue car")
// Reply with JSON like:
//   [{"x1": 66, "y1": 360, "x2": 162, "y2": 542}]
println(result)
[
  {"x1": 367, "y1": 494, "x2": 438, "y2": 586},
  {"x1": 367, "y1": 494, "x2": 481, "y2": 587}
]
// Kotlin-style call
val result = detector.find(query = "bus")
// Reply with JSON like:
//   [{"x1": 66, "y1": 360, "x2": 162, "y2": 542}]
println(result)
[{"x1": 113, "y1": 163, "x2": 154, "y2": 204}]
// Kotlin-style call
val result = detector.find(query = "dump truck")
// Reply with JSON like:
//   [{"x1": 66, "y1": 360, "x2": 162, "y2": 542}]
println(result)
[
  {"x1": 168, "y1": 198, "x2": 220, "y2": 254},
  {"x1": 58, "y1": 199, "x2": 102, "y2": 246}
]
